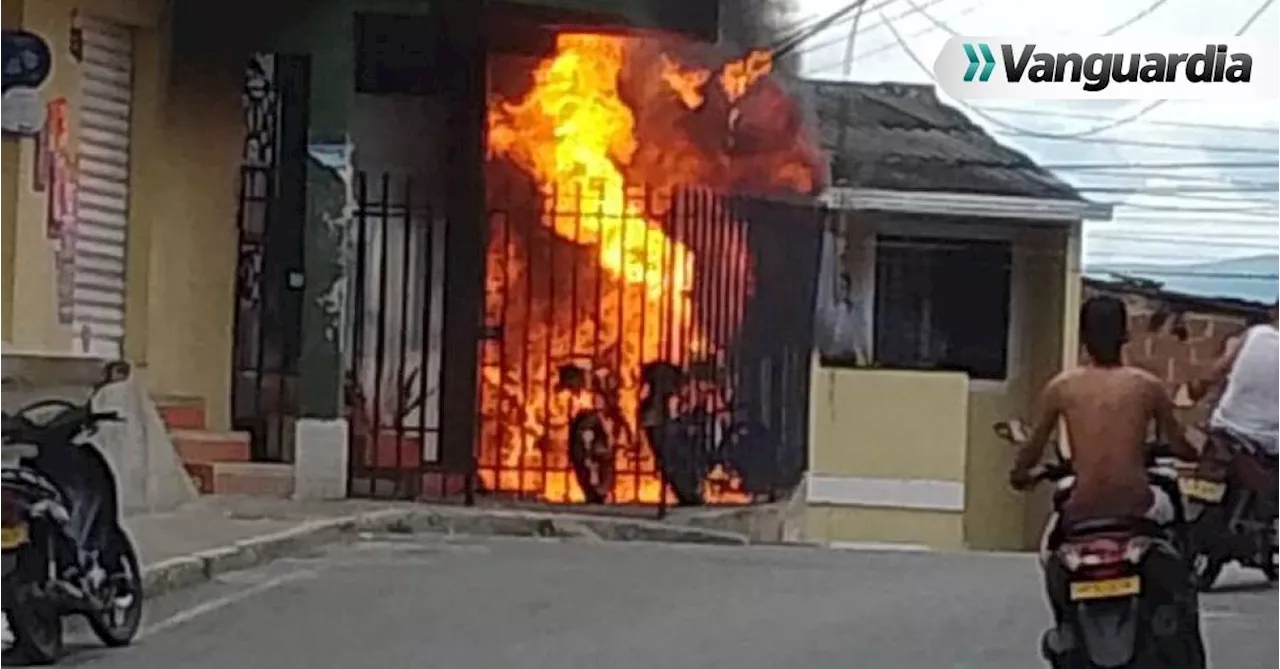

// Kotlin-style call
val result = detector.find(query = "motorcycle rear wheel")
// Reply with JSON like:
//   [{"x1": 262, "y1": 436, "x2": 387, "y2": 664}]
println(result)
[{"x1": 85, "y1": 525, "x2": 143, "y2": 647}]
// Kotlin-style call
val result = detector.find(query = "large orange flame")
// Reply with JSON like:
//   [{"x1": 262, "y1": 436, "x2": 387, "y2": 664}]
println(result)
[{"x1": 481, "y1": 31, "x2": 819, "y2": 504}]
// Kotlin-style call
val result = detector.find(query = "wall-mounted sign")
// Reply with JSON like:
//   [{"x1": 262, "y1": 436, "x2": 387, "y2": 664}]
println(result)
[{"x1": 2, "y1": 29, "x2": 53, "y2": 135}]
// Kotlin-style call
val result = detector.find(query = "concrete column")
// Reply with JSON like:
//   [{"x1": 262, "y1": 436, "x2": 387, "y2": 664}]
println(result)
[{"x1": 288, "y1": 4, "x2": 356, "y2": 497}]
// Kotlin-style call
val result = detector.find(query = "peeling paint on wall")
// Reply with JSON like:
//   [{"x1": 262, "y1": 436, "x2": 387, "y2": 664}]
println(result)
[{"x1": 307, "y1": 139, "x2": 354, "y2": 346}]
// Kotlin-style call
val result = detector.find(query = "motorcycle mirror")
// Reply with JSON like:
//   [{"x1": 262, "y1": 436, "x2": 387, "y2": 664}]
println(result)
[
  {"x1": 992, "y1": 419, "x2": 1029, "y2": 444},
  {"x1": 96, "y1": 360, "x2": 130, "y2": 390}
]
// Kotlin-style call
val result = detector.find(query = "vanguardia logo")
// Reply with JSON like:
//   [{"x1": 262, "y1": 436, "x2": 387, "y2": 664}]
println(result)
[
  {"x1": 957, "y1": 42, "x2": 1253, "y2": 92},
  {"x1": 962, "y1": 43, "x2": 996, "y2": 82}
]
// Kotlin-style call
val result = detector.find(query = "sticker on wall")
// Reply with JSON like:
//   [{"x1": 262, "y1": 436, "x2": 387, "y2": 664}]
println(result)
[
  {"x1": 1, "y1": 29, "x2": 53, "y2": 136},
  {"x1": 40, "y1": 97, "x2": 79, "y2": 325}
]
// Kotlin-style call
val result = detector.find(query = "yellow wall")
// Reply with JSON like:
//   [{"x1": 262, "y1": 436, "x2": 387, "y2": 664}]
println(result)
[
  {"x1": 2, "y1": 0, "x2": 242, "y2": 429},
  {"x1": 806, "y1": 368, "x2": 969, "y2": 549},
  {"x1": 1, "y1": 0, "x2": 21, "y2": 340},
  {"x1": 806, "y1": 218, "x2": 1072, "y2": 552}
]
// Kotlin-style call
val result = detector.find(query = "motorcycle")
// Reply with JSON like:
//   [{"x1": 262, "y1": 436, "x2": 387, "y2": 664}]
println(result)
[
  {"x1": 1, "y1": 363, "x2": 143, "y2": 665},
  {"x1": 1176, "y1": 429, "x2": 1278, "y2": 590},
  {"x1": 638, "y1": 360, "x2": 775, "y2": 506},
  {"x1": 994, "y1": 420, "x2": 1205, "y2": 669},
  {"x1": 557, "y1": 363, "x2": 635, "y2": 505}
]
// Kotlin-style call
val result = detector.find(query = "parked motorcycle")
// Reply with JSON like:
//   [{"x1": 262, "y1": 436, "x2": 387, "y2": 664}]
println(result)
[
  {"x1": 557, "y1": 363, "x2": 635, "y2": 505},
  {"x1": 1176, "y1": 431, "x2": 1278, "y2": 590},
  {"x1": 994, "y1": 421, "x2": 1205, "y2": 669},
  {"x1": 638, "y1": 360, "x2": 774, "y2": 506},
  {"x1": 1, "y1": 364, "x2": 143, "y2": 665}
]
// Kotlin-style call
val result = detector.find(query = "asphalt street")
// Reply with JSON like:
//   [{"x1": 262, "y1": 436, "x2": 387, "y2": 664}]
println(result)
[{"x1": 54, "y1": 535, "x2": 1278, "y2": 669}]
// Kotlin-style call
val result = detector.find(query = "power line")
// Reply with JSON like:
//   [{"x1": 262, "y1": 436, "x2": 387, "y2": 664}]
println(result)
[
  {"x1": 773, "y1": 0, "x2": 877, "y2": 58},
  {"x1": 883, "y1": 0, "x2": 1278, "y2": 139},
  {"x1": 1108, "y1": 201, "x2": 1279, "y2": 214},
  {"x1": 790, "y1": 0, "x2": 950, "y2": 59},
  {"x1": 1041, "y1": 160, "x2": 1279, "y2": 171},
  {"x1": 1089, "y1": 233, "x2": 1277, "y2": 251},
  {"x1": 1100, "y1": 0, "x2": 1172, "y2": 36},
  {"x1": 1080, "y1": 270, "x2": 1279, "y2": 281},
  {"x1": 1078, "y1": 186, "x2": 1276, "y2": 194},
  {"x1": 1064, "y1": 169, "x2": 1280, "y2": 189},
  {"x1": 805, "y1": 3, "x2": 983, "y2": 74},
  {"x1": 994, "y1": 132, "x2": 1276, "y2": 155},
  {"x1": 973, "y1": 105, "x2": 1280, "y2": 136},
  {"x1": 793, "y1": 0, "x2": 1169, "y2": 60},
  {"x1": 1088, "y1": 227, "x2": 1280, "y2": 240}
]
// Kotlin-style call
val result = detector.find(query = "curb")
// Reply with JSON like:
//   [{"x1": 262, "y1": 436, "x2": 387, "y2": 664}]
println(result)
[{"x1": 139, "y1": 506, "x2": 748, "y2": 600}]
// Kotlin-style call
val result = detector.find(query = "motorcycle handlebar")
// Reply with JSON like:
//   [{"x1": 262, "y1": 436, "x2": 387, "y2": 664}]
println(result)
[{"x1": 1, "y1": 405, "x2": 123, "y2": 444}]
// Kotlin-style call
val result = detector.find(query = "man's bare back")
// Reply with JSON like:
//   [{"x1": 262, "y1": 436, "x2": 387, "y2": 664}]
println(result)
[
  {"x1": 1055, "y1": 367, "x2": 1164, "y2": 519},
  {"x1": 1012, "y1": 365, "x2": 1197, "y2": 521}
]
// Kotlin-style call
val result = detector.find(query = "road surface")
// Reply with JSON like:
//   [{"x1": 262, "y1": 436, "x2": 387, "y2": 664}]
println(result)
[{"x1": 53, "y1": 535, "x2": 1278, "y2": 668}]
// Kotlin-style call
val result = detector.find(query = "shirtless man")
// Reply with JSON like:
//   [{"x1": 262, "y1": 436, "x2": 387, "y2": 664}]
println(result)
[{"x1": 1009, "y1": 295, "x2": 1199, "y2": 524}]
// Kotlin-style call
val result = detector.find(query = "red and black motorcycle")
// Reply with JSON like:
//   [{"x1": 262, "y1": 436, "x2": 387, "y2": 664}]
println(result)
[
  {"x1": 1177, "y1": 428, "x2": 1278, "y2": 589},
  {"x1": 994, "y1": 421, "x2": 1205, "y2": 669}
]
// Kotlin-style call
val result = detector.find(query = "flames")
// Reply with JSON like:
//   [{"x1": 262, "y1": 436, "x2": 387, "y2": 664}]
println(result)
[{"x1": 481, "y1": 31, "x2": 820, "y2": 504}]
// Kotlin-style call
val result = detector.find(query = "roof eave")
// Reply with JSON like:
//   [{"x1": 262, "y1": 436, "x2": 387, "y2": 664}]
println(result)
[{"x1": 820, "y1": 187, "x2": 1114, "y2": 223}]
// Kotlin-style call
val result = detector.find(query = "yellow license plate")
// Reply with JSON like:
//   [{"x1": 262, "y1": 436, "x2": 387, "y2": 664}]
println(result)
[
  {"x1": 1178, "y1": 478, "x2": 1227, "y2": 502},
  {"x1": 0, "y1": 524, "x2": 29, "y2": 550},
  {"x1": 1070, "y1": 576, "x2": 1141, "y2": 601}
]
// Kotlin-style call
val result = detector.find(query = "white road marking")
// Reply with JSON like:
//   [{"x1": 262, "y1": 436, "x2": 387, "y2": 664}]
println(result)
[{"x1": 139, "y1": 569, "x2": 317, "y2": 639}]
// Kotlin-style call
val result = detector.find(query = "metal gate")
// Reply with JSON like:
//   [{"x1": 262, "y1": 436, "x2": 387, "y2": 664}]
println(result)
[
  {"x1": 344, "y1": 173, "x2": 453, "y2": 499},
  {"x1": 476, "y1": 179, "x2": 824, "y2": 510},
  {"x1": 69, "y1": 15, "x2": 134, "y2": 358},
  {"x1": 230, "y1": 54, "x2": 309, "y2": 462}
]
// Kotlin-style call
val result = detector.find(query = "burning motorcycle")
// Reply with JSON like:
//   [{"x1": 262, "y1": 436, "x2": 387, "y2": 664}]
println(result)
[
  {"x1": 2, "y1": 362, "x2": 143, "y2": 665},
  {"x1": 1176, "y1": 428, "x2": 1278, "y2": 590},
  {"x1": 639, "y1": 360, "x2": 775, "y2": 506},
  {"x1": 994, "y1": 420, "x2": 1205, "y2": 669},
  {"x1": 556, "y1": 363, "x2": 634, "y2": 504}
]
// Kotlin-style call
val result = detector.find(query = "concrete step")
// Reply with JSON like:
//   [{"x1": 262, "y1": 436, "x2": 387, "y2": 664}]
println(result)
[
  {"x1": 172, "y1": 429, "x2": 251, "y2": 464},
  {"x1": 154, "y1": 395, "x2": 207, "y2": 431},
  {"x1": 184, "y1": 462, "x2": 294, "y2": 498}
]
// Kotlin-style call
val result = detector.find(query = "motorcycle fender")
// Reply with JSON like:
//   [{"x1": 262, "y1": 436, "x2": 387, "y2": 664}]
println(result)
[{"x1": 1073, "y1": 598, "x2": 1139, "y2": 668}]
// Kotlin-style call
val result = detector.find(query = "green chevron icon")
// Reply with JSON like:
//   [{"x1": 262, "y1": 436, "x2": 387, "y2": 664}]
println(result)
[{"x1": 962, "y1": 43, "x2": 996, "y2": 82}]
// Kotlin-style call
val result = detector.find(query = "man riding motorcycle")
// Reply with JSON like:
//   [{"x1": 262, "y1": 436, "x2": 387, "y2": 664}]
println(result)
[
  {"x1": 1010, "y1": 296, "x2": 1205, "y2": 665},
  {"x1": 1186, "y1": 302, "x2": 1278, "y2": 513}
]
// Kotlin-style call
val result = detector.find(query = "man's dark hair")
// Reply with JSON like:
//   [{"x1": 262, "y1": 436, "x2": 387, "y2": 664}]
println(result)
[{"x1": 1080, "y1": 296, "x2": 1128, "y2": 366}]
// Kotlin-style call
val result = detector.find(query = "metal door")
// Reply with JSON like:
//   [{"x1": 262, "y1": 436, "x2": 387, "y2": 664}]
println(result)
[{"x1": 70, "y1": 15, "x2": 134, "y2": 357}]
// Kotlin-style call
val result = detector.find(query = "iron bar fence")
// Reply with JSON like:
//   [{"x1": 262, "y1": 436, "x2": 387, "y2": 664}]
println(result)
[{"x1": 347, "y1": 170, "x2": 825, "y2": 516}]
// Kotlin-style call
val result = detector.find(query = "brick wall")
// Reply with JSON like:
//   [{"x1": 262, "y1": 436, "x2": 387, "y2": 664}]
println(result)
[{"x1": 1083, "y1": 282, "x2": 1265, "y2": 425}]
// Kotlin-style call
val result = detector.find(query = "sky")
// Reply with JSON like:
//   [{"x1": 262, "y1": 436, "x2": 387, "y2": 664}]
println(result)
[{"x1": 790, "y1": 0, "x2": 1280, "y2": 274}]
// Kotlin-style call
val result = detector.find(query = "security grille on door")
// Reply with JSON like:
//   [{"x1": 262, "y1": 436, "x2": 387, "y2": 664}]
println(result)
[{"x1": 70, "y1": 16, "x2": 134, "y2": 358}]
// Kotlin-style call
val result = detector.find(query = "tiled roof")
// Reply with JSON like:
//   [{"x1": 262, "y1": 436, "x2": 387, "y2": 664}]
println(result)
[{"x1": 797, "y1": 79, "x2": 1084, "y2": 201}]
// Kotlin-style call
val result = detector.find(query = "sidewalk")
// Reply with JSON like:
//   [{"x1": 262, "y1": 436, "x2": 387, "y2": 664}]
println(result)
[{"x1": 127, "y1": 496, "x2": 749, "y2": 599}]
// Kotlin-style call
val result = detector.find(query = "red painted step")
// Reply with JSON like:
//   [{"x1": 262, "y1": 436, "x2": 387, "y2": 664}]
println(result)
[
  {"x1": 155, "y1": 396, "x2": 207, "y2": 431},
  {"x1": 172, "y1": 429, "x2": 251, "y2": 464}
]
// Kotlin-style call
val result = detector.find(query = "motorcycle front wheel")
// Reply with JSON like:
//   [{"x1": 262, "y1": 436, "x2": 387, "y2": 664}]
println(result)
[
  {"x1": 568, "y1": 412, "x2": 614, "y2": 505},
  {"x1": 85, "y1": 525, "x2": 143, "y2": 648}
]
